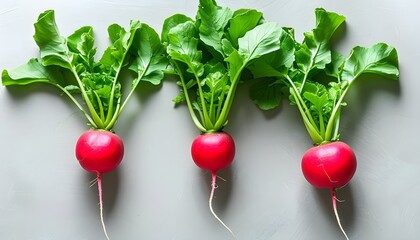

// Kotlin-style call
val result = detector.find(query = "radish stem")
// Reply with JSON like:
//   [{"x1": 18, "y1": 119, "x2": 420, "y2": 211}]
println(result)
[
  {"x1": 330, "y1": 188, "x2": 349, "y2": 240},
  {"x1": 209, "y1": 172, "x2": 236, "y2": 239},
  {"x1": 97, "y1": 173, "x2": 110, "y2": 240}
]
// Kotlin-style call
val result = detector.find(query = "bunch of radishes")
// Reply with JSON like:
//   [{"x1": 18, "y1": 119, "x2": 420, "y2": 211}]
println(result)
[{"x1": 2, "y1": 1, "x2": 399, "y2": 240}]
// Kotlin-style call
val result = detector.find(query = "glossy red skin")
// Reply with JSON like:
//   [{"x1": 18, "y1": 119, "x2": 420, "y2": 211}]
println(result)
[
  {"x1": 75, "y1": 130, "x2": 124, "y2": 174},
  {"x1": 191, "y1": 132, "x2": 235, "y2": 173},
  {"x1": 301, "y1": 141, "x2": 357, "y2": 189}
]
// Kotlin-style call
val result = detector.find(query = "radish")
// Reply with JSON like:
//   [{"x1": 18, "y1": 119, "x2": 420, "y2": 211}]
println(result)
[
  {"x1": 75, "y1": 130, "x2": 124, "y2": 239},
  {"x1": 162, "y1": 0, "x2": 282, "y2": 236},
  {"x1": 2, "y1": 10, "x2": 167, "y2": 239},
  {"x1": 301, "y1": 141, "x2": 356, "y2": 239},
  {"x1": 191, "y1": 132, "x2": 236, "y2": 234},
  {"x1": 248, "y1": 8, "x2": 399, "y2": 239}
]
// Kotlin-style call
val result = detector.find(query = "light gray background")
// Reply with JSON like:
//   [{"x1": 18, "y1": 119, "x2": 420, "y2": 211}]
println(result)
[{"x1": 0, "y1": 0, "x2": 416, "y2": 239}]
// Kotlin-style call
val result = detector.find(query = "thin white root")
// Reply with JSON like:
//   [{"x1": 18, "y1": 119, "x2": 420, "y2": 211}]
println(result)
[
  {"x1": 90, "y1": 178, "x2": 98, "y2": 188},
  {"x1": 217, "y1": 175, "x2": 227, "y2": 182},
  {"x1": 209, "y1": 172, "x2": 237, "y2": 240},
  {"x1": 97, "y1": 174, "x2": 111, "y2": 240},
  {"x1": 331, "y1": 189, "x2": 349, "y2": 240},
  {"x1": 335, "y1": 196, "x2": 346, "y2": 203}
]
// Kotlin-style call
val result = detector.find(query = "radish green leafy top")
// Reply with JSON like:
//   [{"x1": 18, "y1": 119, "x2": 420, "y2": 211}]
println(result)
[
  {"x1": 2, "y1": 10, "x2": 167, "y2": 131},
  {"x1": 162, "y1": 0, "x2": 283, "y2": 133},
  {"x1": 248, "y1": 8, "x2": 399, "y2": 144}
]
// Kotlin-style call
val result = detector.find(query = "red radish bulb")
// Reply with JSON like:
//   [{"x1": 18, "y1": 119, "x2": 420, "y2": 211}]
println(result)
[
  {"x1": 301, "y1": 141, "x2": 357, "y2": 240},
  {"x1": 191, "y1": 132, "x2": 235, "y2": 173},
  {"x1": 301, "y1": 141, "x2": 357, "y2": 189},
  {"x1": 76, "y1": 130, "x2": 124, "y2": 174}
]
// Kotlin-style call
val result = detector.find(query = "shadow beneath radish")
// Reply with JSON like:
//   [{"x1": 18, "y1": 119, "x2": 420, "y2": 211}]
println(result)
[
  {"x1": 84, "y1": 168, "x2": 121, "y2": 218},
  {"x1": 116, "y1": 71, "x2": 164, "y2": 139},
  {"x1": 313, "y1": 184, "x2": 356, "y2": 236},
  {"x1": 330, "y1": 20, "x2": 347, "y2": 50},
  {"x1": 340, "y1": 74, "x2": 401, "y2": 142},
  {"x1": 4, "y1": 84, "x2": 55, "y2": 100},
  {"x1": 260, "y1": 105, "x2": 283, "y2": 121},
  {"x1": 4, "y1": 84, "x2": 84, "y2": 120}
]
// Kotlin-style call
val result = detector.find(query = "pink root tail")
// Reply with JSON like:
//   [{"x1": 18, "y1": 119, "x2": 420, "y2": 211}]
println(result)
[
  {"x1": 330, "y1": 188, "x2": 349, "y2": 240},
  {"x1": 209, "y1": 171, "x2": 236, "y2": 239},
  {"x1": 97, "y1": 173, "x2": 110, "y2": 240}
]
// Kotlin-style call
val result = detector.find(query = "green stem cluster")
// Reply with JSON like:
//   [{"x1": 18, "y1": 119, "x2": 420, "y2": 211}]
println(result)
[
  {"x1": 248, "y1": 8, "x2": 399, "y2": 146},
  {"x1": 2, "y1": 10, "x2": 167, "y2": 133}
]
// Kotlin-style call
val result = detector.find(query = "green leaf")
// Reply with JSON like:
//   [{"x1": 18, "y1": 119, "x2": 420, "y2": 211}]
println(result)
[
  {"x1": 295, "y1": 9, "x2": 345, "y2": 74},
  {"x1": 67, "y1": 26, "x2": 96, "y2": 72},
  {"x1": 221, "y1": 38, "x2": 235, "y2": 56},
  {"x1": 167, "y1": 21, "x2": 203, "y2": 73},
  {"x1": 313, "y1": 8, "x2": 346, "y2": 43},
  {"x1": 294, "y1": 34, "x2": 329, "y2": 74},
  {"x1": 100, "y1": 24, "x2": 128, "y2": 72},
  {"x1": 228, "y1": 9, "x2": 263, "y2": 46},
  {"x1": 100, "y1": 20, "x2": 141, "y2": 71},
  {"x1": 250, "y1": 78, "x2": 282, "y2": 110},
  {"x1": 2, "y1": 58, "x2": 64, "y2": 86},
  {"x1": 327, "y1": 81, "x2": 347, "y2": 105},
  {"x1": 341, "y1": 43, "x2": 399, "y2": 84},
  {"x1": 63, "y1": 85, "x2": 81, "y2": 94},
  {"x1": 275, "y1": 28, "x2": 296, "y2": 68},
  {"x1": 197, "y1": 0, "x2": 233, "y2": 56},
  {"x1": 225, "y1": 49, "x2": 245, "y2": 82},
  {"x1": 108, "y1": 24, "x2": 126, "y2": 44},
  {"x1": 325, "y1": 51, "x2": 345, "y2": 78},
  {"x1": 304, "y1": 92, "x2": 328, "y2": 110},
  {"x1": 161, "y1": 14, "x2": 193, "y2": 43},
  {"x1": 81, "y1": 72, "x2": 117, "y2": 108},
  {"x1": 248, "y1": 28, "x2": 295, "y2": 78},
  {"x1": 172, "y1": 91, "x2": 186, "y2": 105},
  {"x1": 129, "y1": 23, "x2": 167, "y2": 86},
  {"x1": 238, "y1": 22, "x2": 283, "y2": 62},
  {"x1": 248, "y1": 59, "x2": 285, "y2": 79},
  {"x1": 33, "y1": 10, "x2": 72, "y2": 69},
  {"x1": 302, "y1": 82, "x2": 330, "y2": 112},
  {"x1": 204, "y1": 71, "x2": 228, "y2": 91}
]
